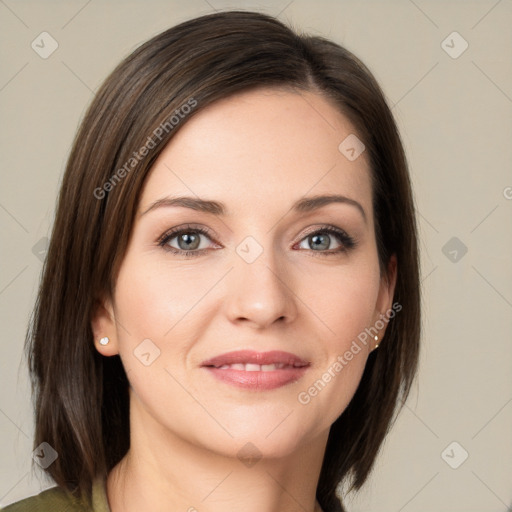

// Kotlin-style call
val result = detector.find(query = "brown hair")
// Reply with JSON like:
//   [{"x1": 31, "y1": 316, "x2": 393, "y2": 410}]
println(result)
[{"x1": 25, "y1": 10, "x2": 420, "y2": 512}]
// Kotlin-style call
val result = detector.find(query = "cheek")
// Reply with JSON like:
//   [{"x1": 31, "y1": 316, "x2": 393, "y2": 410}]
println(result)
[
  {"x1": 292, "y1": 260, "x2": 380, "y2": 426},
  {"x1": 111, "y1": 257, "x2": 172, "y2": 378},
  {"x1": 299, "y1": 257, "x2": 381, "y2": 347},
  {"x1": 112, "y1": 255, "x2": 215, "y2": 387},
  {"x1": 114, "y1": 256, "x2": 204, "y2": 340}
]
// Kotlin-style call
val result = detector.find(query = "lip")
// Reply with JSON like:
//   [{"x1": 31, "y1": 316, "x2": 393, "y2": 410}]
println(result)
[{"x1": 201, "y1": 350, "x2": 310, "y2": 391}]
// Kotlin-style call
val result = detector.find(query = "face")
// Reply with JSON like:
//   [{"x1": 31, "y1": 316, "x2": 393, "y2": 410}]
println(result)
[{"x1": 93, "y1": 87, "x2": 396, "y2": 459}]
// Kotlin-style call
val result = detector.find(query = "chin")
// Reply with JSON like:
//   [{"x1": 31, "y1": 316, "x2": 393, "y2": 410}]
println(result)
[{"x1": 195, "y1": 411, "x2": 323, "y2": 461}]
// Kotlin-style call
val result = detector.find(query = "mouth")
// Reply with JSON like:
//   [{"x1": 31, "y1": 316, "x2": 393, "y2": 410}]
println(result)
[{"x1": 201, "y1": 350, "x2": 310, "y2": 390}]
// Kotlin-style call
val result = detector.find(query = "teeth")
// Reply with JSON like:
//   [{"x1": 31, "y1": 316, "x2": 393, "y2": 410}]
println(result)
[{"x1": 215, "y1": 363, "x2": 291, "y2": 371}]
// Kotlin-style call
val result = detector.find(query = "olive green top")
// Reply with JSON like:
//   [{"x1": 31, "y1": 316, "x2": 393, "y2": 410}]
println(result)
[
  {"x1": 0, "y1": 478, "x2": 110, "y2": 512},
  {"x1": 2, "y1": 478, "x2": 325, "y2": 511}
]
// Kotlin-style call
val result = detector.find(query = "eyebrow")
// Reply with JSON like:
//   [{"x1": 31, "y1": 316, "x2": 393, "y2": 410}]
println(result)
[{"x1": 140, "y1": 194, "x2": 367, "y2": 223}]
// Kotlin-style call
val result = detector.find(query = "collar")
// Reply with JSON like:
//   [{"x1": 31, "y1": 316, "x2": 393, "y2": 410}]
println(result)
[{"x1": 92, "y1": 476, "x2": 111, "y2": 512}]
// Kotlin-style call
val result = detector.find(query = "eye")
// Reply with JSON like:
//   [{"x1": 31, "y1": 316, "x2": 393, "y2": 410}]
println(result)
[
  {"x1": 295, "y1": 225, "x2": 356, "y2": 255},
  {"x1": 157, "y1": 224, "x2": 218, "y2": 257},
  {"x1": 157, "y1": 224, "x2": 356, "y2": 258}
]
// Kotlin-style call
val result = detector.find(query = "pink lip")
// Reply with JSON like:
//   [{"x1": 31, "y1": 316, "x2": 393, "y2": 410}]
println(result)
[{"x1": 201, "y1": 350, "x2": 310, "y2": 391}]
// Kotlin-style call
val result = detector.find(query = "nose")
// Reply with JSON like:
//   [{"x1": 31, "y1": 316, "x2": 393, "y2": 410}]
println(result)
[{"x1": 223, "y1": 245, "x2": 298, "y2": 329}]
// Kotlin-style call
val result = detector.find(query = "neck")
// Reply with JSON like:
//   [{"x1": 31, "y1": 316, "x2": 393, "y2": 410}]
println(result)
[{"x1": 106, "y1": 394, "x2": 328, "y2": 512}]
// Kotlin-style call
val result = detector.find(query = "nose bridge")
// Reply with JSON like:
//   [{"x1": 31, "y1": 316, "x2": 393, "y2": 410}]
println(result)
[{"x1": 224, "y1": 233, "x2": 297, "y2": 328}]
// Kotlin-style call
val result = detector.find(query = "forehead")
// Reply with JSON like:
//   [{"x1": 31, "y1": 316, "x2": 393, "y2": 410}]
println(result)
[{"x1": 139, "y1": 87, "x2": 372, "y2": 220}]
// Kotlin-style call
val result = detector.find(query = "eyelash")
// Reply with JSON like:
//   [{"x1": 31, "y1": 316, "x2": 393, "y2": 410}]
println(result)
[
  {"x1": 157, "y1": 225, "x2": 218, "y2": 258},
  {"x1": 157, "y1": 224, "x2": 357, "y2": 258}
]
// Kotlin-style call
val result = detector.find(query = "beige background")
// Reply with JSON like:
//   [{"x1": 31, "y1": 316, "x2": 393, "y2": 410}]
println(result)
[{"x1": 1, "y1": 0, "x2": 511, "y2": 510}]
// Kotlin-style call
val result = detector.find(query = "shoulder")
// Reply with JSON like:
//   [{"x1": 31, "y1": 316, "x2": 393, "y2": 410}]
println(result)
[{"x1": 1, "y1": 486, "x2": 89, "y2": 512}]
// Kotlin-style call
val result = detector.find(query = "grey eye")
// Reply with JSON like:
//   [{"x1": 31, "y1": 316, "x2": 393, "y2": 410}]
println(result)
[{"x1": 298, "y1": 232, "x2": 342, "y2": 251}]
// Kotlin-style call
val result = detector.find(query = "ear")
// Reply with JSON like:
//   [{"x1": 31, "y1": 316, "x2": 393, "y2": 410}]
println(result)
[
  {"x1": 374, "y1": 254, "x2": 398, "y2": 336},
  {"x1": 91, "y1": 296, "x2": 120, "y2": 356}
]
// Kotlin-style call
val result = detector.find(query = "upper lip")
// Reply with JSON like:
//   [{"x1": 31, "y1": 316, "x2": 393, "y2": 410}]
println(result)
[{"x1": 201, "y1": 350, "x2": 309, "y2": 368}]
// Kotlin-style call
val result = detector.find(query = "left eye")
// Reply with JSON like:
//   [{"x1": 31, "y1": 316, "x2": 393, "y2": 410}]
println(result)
[
  {"x1": 298, "y1": 231, "x2": 341, "y2": 251},
  {"x1": 295, "y1": 227, "x2": 355, "y2": 253}
]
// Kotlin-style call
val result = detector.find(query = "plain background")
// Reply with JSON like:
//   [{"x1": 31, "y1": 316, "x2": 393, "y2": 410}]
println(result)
[{"x1": 1, "y1": 0, "x2": 511, "y2": 510}]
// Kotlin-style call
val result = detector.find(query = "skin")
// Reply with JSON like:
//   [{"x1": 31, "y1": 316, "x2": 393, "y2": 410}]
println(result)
[{"x1": 92, "y1": 87, "x2": 396, "y2": 512}]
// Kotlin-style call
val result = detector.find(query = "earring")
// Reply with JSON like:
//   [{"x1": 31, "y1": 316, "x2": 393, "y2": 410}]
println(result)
[
  {"x1": 374, "y1": 335, "x2": 379, "y2": 349},
  {"x1": 99, "y1": 336, "x2": 110, "y2": 346}
]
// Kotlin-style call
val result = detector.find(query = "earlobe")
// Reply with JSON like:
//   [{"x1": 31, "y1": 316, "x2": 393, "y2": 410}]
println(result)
[{"x1": 91, "y1": 297, "x2": 119, "y2": 356}]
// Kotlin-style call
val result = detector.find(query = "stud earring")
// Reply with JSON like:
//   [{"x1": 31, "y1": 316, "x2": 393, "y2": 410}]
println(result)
[
  {"x1": 374, "y1": 335, "x2": 379, "y2": 349},
  {"x1": 99, "y1": 337, "x2": 110, "y2": 346}
]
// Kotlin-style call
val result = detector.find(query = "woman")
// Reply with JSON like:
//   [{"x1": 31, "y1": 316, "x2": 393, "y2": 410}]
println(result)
[{"x1": 3, "y1": 10, "x2": 420, "y2": 512}]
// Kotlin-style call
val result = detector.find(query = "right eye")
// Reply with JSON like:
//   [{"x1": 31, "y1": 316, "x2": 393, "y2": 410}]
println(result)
[{"x1": 158, "y1": 225, "x2": 219, "y2": 257}]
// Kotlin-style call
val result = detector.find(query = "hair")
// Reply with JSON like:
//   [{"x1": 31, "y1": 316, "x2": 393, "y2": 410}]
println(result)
[{"x1": 25, "y1": 10, "x2": 420, "y2": 512}]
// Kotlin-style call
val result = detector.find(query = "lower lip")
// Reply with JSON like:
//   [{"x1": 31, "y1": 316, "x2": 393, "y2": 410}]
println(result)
[{"x1": 203, "y1": 366, "x2": 309, "y2": 390}]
